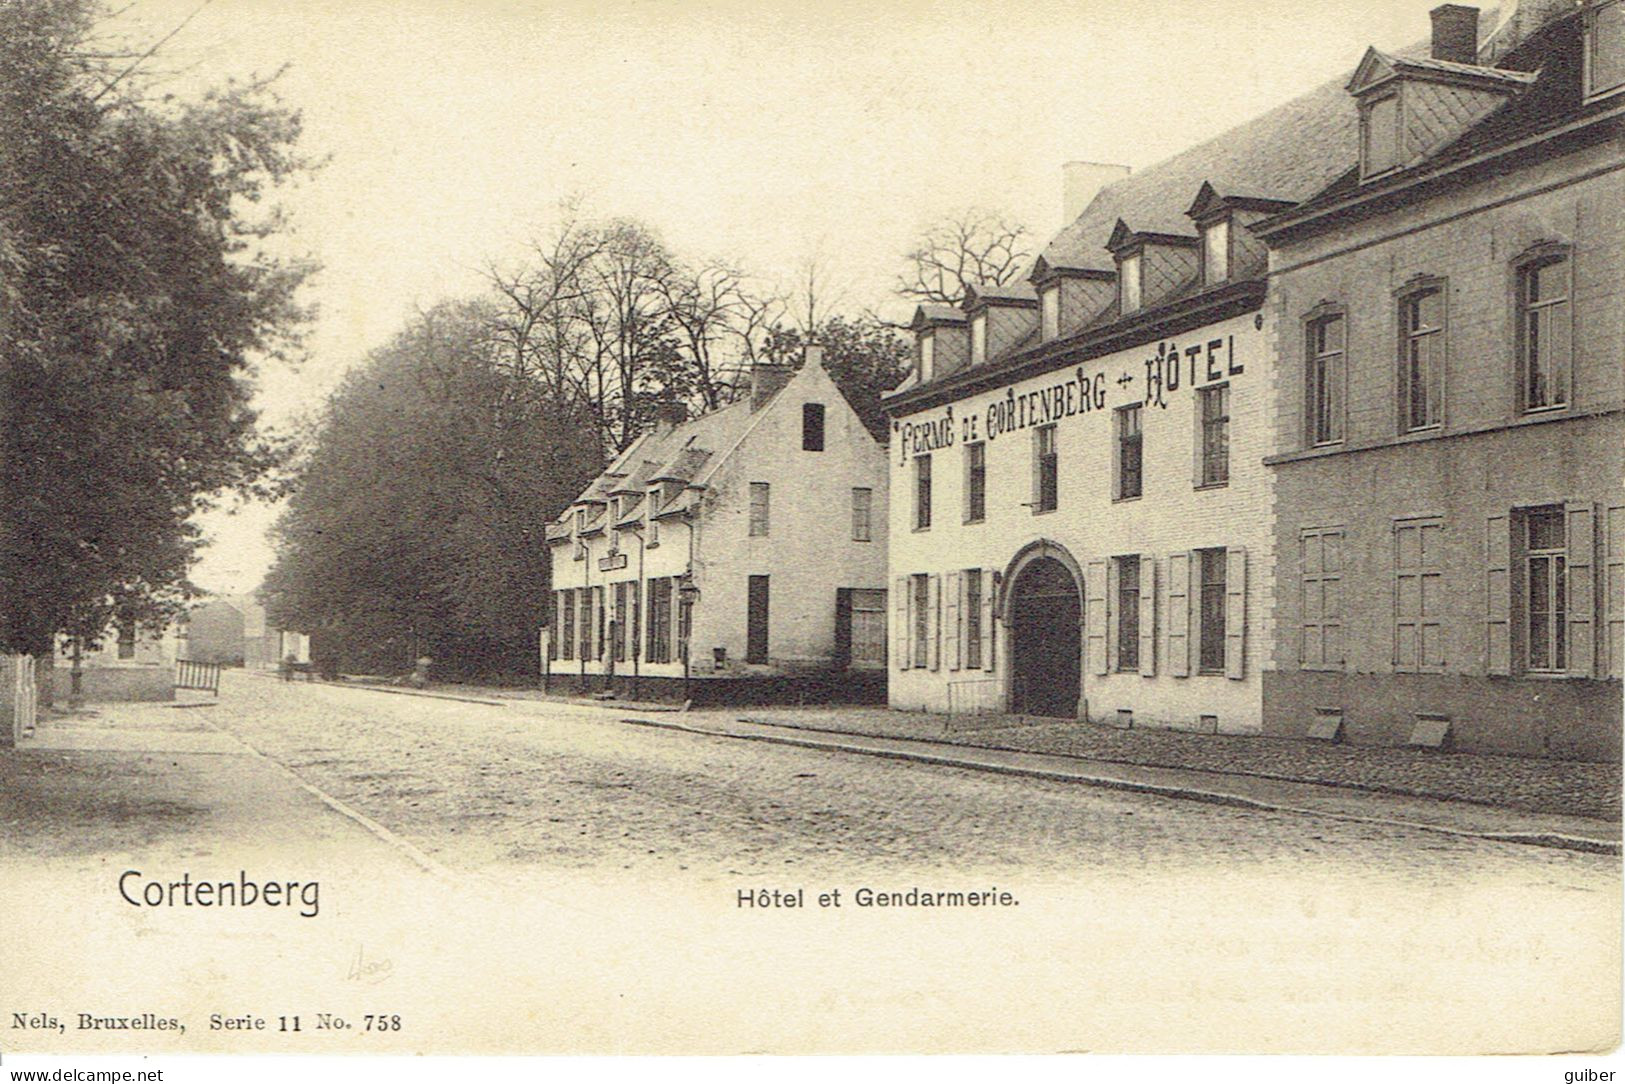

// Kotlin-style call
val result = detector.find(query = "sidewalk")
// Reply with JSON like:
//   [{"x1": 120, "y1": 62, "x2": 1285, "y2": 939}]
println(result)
[{"x1": 606, "y1": 709, "x2": 1620, "y2": 854}]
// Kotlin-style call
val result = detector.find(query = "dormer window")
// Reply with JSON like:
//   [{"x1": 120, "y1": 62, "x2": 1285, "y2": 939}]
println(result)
[
  {"x1": 1119, "y1": 253, "x2": 1142, "y2": 313},
  {"x1": 1362, "y1": 94, "x2": 1401, "y2": 178},
  {"x1": 919, "y1": 331, "x2": 935, "y2": 381},
  {"x1": 970, "y1": 313, "x2": 987, "y2": 366},
  {"x1": 1587, "y1": 0, "x2": 1625, "y2": 100},
  {"x1": 1202, "y1": 219, "x2": 1231, "y2": 285},
  {"x1": 1040, "y1": 285, "x2": 1060, "y2": 341}
]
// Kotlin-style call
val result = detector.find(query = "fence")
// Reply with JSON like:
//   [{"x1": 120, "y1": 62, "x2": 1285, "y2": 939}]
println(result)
[
  {"x1": 175, "y1": 658, "x2": 222, "y2": 695},
  {"x1": 1, "y1": 654, "x2": 38, "y2": 746}
]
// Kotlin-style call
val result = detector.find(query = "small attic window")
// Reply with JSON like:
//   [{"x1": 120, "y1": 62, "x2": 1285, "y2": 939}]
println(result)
[
  {"x1": 1587, "y1": 0, "x2": 1625, "y2": 100},
  {"x1": 1362, "y1": 94, "x2": 1401, "y2": 178},
  {"x1": 970, "y1": 312, "x2": 988, "y2": 366},
  {"x1": 1040, "y1": 285, "x2": 1060, "y2": 340},
  {"x1": 918, "y1": 331, "x2": 935, "y2": 381},
  {"x1": 1202, "y1": 219, "x2": 1231, "y2": 285},
  {"x1": 1119, "y1": 253, "x2": 1142, "y2": 313}
]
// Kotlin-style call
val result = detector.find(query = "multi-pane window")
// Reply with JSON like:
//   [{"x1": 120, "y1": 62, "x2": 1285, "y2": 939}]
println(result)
[
  {"x1": 912, "y1": 574, "x2": 930, "y2": 669},
  {"x1": 964, "y1": 569, "x2": 983, "y2": 669},
  {"x1": 851, "y1": 487, "x2": 872, "y2": 542},
  {"x1": 1526, "y1": 508, "x2": 1568, "y2": 673},
  {"x1": 1363, "y1": 94, "x2": 1400, "y2": 176},
  {"x1": 1400, "y1": 287, "x2": 1444, "y2": 431},
  {"x1": 1307, "y1": 312, "x2": 1346, "y2": 445},
  {"x1": 1394, "y1": 518, "x2": 1445, "y2": 673},
  {"x1": 914, "y1": 454, "x2": 932, "y2": 530},
  {"x1": 1198, "y1": 548, "x2": 1227, "y2": 674},
  {"x1": 117, "y1": 624, "x2": 136, "y2": 660},
  {"x1": 748, "y1": 481, "x2": 770, "y2": 537},
  {"x1": 1300, "y1": 527, "x2": 1344, "y2": 670},
  {"x1": 1116, "y1": 556, "x2": 1140, "y2": 672},
  {"x1": 1203, "y1": 219, "x2": 1230, "y2": 285},
  {"x1": 1588, "y1": 0, "x2": 1625, "y2": 99},
  {"x1": 1199, "y1": 384, "x2": 1229, "y2": 486},
  {"x1": 1034, "y1": 425, "x2": 1058, "y2": 512},
  {"x1": 970, "y1": 314, "x2": 987, "y2": 366},
  {"x1": 802, "y1": 403, "x2": 825, "y2": 451},
  {"x1": 560, "y1": 591, "x2": 576, "y2": 661},
  {"x1": 919, "y1": 332, "x2": 936, "y2": 382},
  {"x1": 965, "y1": 442, "x2": 986, "y2": 523},
  {"x1": 1115, "y1": 405, "x2": 1142, "y2": 499},
  {"x1": 647, "y1": 578, "x2": 672, "y2": 664},
  {"x1": 1040, "y1": 285, "x2": 1060, "y2": 340},
  {"x1": 1519, "y1": 254, "x2": 1570, "y2": 411},
  {"x1": 1119, "y1": 253, "x2": 1142, "y2": 313}
]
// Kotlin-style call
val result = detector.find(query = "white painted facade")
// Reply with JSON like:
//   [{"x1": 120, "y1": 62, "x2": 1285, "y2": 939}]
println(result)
[
  {"x1": 547, "y1": 355, "x2": 889, "y2": 688},
  {"x1": 887, "y1": 310, "x2": 1275, "y2": 733}
]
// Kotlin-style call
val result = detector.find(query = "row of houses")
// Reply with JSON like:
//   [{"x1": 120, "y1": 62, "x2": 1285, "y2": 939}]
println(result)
[{"x1": 547, "y1": 1, "x2": 1624, "y2": 761}]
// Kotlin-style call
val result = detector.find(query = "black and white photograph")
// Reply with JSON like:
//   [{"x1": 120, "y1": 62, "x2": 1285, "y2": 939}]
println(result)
[{"x1": 0, "y1": 0, "x2": 1621, "y2": 1072}]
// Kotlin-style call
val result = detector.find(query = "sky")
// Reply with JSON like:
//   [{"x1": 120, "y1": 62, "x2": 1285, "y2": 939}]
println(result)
[{"x1": 103, "y1": 0, "x2": 1484, "y2": 597}]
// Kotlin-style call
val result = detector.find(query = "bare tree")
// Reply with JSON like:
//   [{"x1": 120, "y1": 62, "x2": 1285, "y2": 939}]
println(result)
[{"x1": 898, "y1": 208, "x2": 1033, "y2": 305}]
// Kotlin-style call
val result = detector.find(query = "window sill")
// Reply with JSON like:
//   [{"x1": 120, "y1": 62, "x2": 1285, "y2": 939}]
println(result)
[
  {"x1": 1030, "y1": 506, "x2": 1058, "y2": 517},
  {"x1": 1298, "y1": 663, "x2": 1346, "y2": 672},
  {"x1": 1194, "y1": 479, "x2": 1229, "y2": 492},
  {"x1": 962, "y1": 516, "x2": 986, "y2": 527},
  {"x1": 1265, "y1": 400, "x2": 1622, "y2": 466},
  {"x1": 913, "y1": 525, "x2": 932, "y2": 534},
  {"x1": 1112, "y1": 494, "x2": 1143, "y2": 504}
]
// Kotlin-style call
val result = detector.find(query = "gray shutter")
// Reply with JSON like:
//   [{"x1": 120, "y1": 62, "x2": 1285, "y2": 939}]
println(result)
[
  {"x1": 946, "y1": 570, "x2": 962, "y2": 671},
  {"x1": 1139, "y1": 553, "x2": 1157, "y2": 677},
  {"x1": 1566, "y1": 501, "x2": 1596, "y2": 678},
  {"x1": 1085, "y1": 559, "x2": 1108, "y2": 676},
  {"x1": 1486, "y1": 514, "x2": 1511, "y2": 676},
  {"x1": 928, "y1": 573, "x2": 942, "y2": 672},
  {"x1": 1607, "y1": 506, "x2": 1625, "y2": 679},
  {"x1": 1167, "y1": 552, "x2": 1191, "y2": 677},
  {"x1": 894, "y1": 576, "x2": 910, "y2": 670},
  {"x1": 982, "y1": 569, "x2": 998, "y2": 672},
  {"x1": 1225, "y1": 546, "x2": 1246, "y2": 680}
]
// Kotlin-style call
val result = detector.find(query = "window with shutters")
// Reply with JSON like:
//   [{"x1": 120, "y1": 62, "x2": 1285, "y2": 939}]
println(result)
[
  {"x1": 914, "y1": 454, "x2": 932, "y2": 530},
  {"x1": 851, "y1": 487, "x2": 872, "y2": 542},
  {"x1": 1114, "y1": 405, "x2": 1142, "y2": 500},
  {"x1": 964, "y1": 570, "x2": 983, "y2": 669},
  {"x1": 594, "y1": 586, "x2": 606, "y2": 660},
  {"x1": 578, "y1": 587, "x2": 593, "y2": 661},
  {"x1": 1525, "y1": 507, "x2": 1567, "y2": 673},
  {"x1": 1398, "y1": 283, "x2": 1444, "y2": 432},
  {"x1": 1306, "y1": 310, "x2": 1346, "y2": 446},
  {"x1": 612, "y1": 582, "x2": 629, "y2": 662},
  {"x1": 965, "y1": 443, "x2": 986, "y2": 523},
  {"x1": 1394, "y1": 517, "x2": 1445, "y2": 673},
  {"x1": 1034, "y1": 425, "x2": 1058, "y2": 513},
  {"x1": 560, "y1": 591, "x2": 576, "y2": 661},
  {"x1": 912, "y1": 574, "x2": 931, "y2": 669},
  {"x1": 1198, "y1": 548, "x2": 1226, "y2": 674},
  {"x1": 1587, "y1": 0, "x2": 1625, "y2": 100},
  {"x1": 647, "y1": 578, "x2": 672, "y2": 664},
  {"x1": 1299, "y1": 527, "x2": 1344, "y2": 670},
  {"x1": 547, "y1": 595, "x2": 560, "y2": 660},
  {"x1": 802, "y1": 403, "x2": 825, "y2": 451},
  {"x1": 749, "y1": 482, "x2": 770, "y2": 537},
  {"x1": 1198, "y1": 384, "x2": 1229, "y2": 487},
  {"x1": 1516, "y1": 249, "x2": 1571, "y2": 413},
  {"x1": 1115, "y1": 556, "x2": 1140, "y2": 672}
]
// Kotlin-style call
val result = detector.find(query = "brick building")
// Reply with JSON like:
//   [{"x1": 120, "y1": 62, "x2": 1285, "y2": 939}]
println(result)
[
  {"x1": 882, "y1": 57, "x2": 1389, "y2": 730},
  {"x1": 1255, "y1": 2, "x2": 1624, "y2": 759},
  {"x1": 544, "y1": 349, "x2": 890, "y2": 704}
]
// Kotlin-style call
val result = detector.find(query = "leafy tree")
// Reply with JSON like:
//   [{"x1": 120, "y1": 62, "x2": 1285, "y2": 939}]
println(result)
[
  {"x1": 0, "y1": 0, "x2": 314, "y2": 658},
  {"x1": 262, "y1": 301, "x2": 602, "y2": 679}
]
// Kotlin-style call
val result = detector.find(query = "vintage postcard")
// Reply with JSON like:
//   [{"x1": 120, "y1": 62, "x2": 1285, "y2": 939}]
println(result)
[{"x1": 1, "y1": 0, "x2": 1620, "y2": 1069}]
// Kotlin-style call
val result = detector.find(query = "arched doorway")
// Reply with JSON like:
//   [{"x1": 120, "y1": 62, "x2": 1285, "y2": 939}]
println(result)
[{"x1": 1006, "y1": 554, "x2": 1082, "y2": 717}]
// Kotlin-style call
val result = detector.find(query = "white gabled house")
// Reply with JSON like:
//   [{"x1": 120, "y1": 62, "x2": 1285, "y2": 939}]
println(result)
[{"x1": 544, "y1": 347, "x2": 890, "y2": 704}]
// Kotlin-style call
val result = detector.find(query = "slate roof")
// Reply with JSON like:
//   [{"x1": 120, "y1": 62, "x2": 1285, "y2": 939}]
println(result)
[{"x1": 1038, "y1": 14, "x2": 1500, "y2": 272}]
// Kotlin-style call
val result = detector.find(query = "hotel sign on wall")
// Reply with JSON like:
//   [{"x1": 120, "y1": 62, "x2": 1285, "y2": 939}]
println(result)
[{"x1": 896, "y1": 329, "x2": 1250, "y2": 464}]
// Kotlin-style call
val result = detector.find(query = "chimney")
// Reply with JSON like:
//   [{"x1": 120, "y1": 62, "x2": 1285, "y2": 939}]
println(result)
[
  {"x1": 1062, "y1": 161, "x2": 1132, "y2": 225},
  {"x1": 1430, "y1": 4, "x2": 1480, "y2": 64},
  {"x1": 802, "y1": 343, "x2": 823, "y2": 370},
  {"x1": 749, "y1": 359, "x2": 793, "y2": 411},
  {"x1": 654, "y1": 401, "x2": 687, "y2": 428}
]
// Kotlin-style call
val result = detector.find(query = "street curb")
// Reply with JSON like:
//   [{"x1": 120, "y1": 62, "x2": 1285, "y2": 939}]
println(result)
[{"x1": 616, "y1": 715, "x2": 1622, "y2": 857}]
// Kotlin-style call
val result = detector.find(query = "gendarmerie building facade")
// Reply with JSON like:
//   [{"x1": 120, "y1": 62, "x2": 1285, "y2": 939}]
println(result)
[
  {"x1": 883, "y1": 68, "x2": 1369, "y2": 731},
  {"x1": 1256, "y1": 2, "x2": 1624, "y2": 760},
  {"x1": 545, "y1": 349, "x2": 890, "y2": 704}
]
